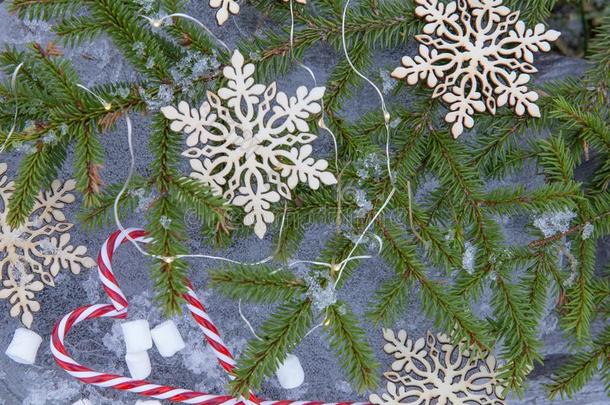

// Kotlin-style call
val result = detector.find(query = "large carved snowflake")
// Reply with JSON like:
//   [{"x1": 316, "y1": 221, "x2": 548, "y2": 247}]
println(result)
[
  {"x1": 161, "y1": 50, "x2": 336, "y2": 238},
  {"x1": 0, "y1": 163, "x2": 95, "y2": 327},
  {"x1": 370, "y1": 329, "x2": 505, "y2": 405},
  {"x1": 391, "y1": 0, "x2": 560, "y2": 138},
  {"x1": 210, "y1": 0, "x2": 306, "y2": 25}
]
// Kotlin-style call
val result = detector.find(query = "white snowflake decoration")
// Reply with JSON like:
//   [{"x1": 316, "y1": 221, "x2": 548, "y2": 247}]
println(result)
[
  {"x1": 210, "y1": 0, "x2": 306, "y2": 25},
  {"x1": 370, "y1": 329, "x2": 505, "y2": 405},
  {"x1": 0, "y1": 163, "x2": 95, "y2": 327},
  {"x1": 391, "y1": 0, "x2": 560, "y2": 138},
  {"x1": 161, "y1": 50, "x2": 337, "y2": 238}
]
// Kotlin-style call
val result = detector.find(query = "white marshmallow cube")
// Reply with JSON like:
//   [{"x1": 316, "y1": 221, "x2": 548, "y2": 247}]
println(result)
[
  {"x1": 135, "y1": 401, "x2": 162, "y2": 405},
  {"x1": 121, "y1": 319, "x2": 152, "y2": 353},
  {"x1": 5, "y1": 328, "x2": 43, "y2": 365},
  {"x1": 151, "y1": 320, "x2": 185, "y2": 358},
  {"x1": 276, "y1": 354, "x2": 305, "y2": 389},
  {"x1": 125, "y1": 351, "x2": 152, "y2": 380}
]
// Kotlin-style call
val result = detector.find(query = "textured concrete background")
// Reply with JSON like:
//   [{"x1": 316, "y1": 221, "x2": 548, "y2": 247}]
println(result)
[{"x1": 0, "y1": 1, "x2": 607, "y2": 404}]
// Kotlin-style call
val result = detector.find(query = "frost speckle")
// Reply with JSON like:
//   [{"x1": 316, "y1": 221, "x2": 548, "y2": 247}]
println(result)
[
  {"x1": 170, "y1": 50, "x2": 220, "y2": 96},
  {"x1": 462, "y1": 241, "x2": 477, "y2": 274},
  {"x1": 159, "y1": 215, "x2": 172, "y2": 229},
  {"x1": 389, "y1": 117, "x2": 402, "y2": 129},
  {"x1": 335, "y1": 380, "x2": 353, "y2": 394},
  {"x1": 180, "y1": 332, "x2": 224, "y2": 378},
  {"x1": 132, "y1": 42, "x2": 146, "y2": 58},
  {"x1": 131, "y1": 188, "x2": 157, "y2": 212},
  {"x1": 304, "y1": 272, "x2": 337, "y2": 312},
  {"x1": 42, "y1": 130, "x2": 57, "y2": 145},
  {"x1": 582, "y1": 222, "x2": 594, "y2": 240},
  {"x1": 140, "y1": 84, "x2": 174, "y2": 111},
  {"x1": 353, "y1": 188, "x2": 373, "y2": 219},
  {"x1": 380, "y1": 68, "x2": 397, "y2": 95},
  {"x1": 102, "y1": 322, "x2": 124, "y2": 358},
  {"x1": 539, "y1": 313, "x2": 558, "y2": 336},
  {"x1": 354, "y1": 153, "x2": 384, "y2": 182},
  {"x1": 22, "y1": 369, "x2": 81, "y2": 405},
  {"x1": 533, "y1": 209, "x2": 577, "y2": 238}
]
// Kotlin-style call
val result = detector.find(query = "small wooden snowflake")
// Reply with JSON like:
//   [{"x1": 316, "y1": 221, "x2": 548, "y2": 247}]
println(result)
[
  {"x1": 210, "y1": 0, "x2": 306, "y2": 25},
  {"x1": 0, "y1": 163, "x2": 95, "y2": 327},
  {"x1": 370, "y1": 329, "x2": 505, "y2": 405},
  {"x1": 392, "y1": 0, "x2": 560, "y2": 138},
  {"x1": 162, "y1": 50, "x2": 336, "y2": 238}
]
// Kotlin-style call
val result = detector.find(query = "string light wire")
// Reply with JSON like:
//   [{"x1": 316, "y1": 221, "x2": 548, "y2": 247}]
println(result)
[
  {"x1": 141, "y1": 13, "x2": 231, "y2": 53},
  {"x1": 334, "y1": 0, "x2": 397, "y2": 287}
]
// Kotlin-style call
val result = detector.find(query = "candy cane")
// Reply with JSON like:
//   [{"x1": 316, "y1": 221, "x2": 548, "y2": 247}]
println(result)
[{"x1": 51, "y1": 228, "x2": 369, "y2": 405}]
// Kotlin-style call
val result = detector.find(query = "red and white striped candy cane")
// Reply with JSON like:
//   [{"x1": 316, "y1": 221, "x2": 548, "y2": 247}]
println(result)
[{"x1": 51, "y1": 228, "x2": 370, "y2": 405}]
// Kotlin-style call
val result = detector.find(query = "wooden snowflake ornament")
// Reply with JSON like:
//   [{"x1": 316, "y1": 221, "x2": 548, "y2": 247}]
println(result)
[
  {"x1": 391, "y1": 0, "x2": 560, "y2": 138},
  {"x1": 210, "y1": 0, "x2": 306, "y2": 25},
  {"x1": 162, "y1": 50, "x2": 337, "y2": 238},
  {"x1": 370, "y1": 329, "x2": 505, "y2": 405},
  {"x1": 0, "y1": 163, "x2": 95, "y2": 327}
]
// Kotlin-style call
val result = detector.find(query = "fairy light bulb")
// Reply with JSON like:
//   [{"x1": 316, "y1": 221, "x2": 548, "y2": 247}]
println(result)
[
  {"x1": 103, "y1": 103, "x2": 112, "y2": 111},
  {"x1": 151, "y1": 19, "x2": 163, "y2": 28},
  {"x1": 384, "y1": 111, "x2": 391, "y2": 124},
  {"x1": 162, "y1": 256, "x2": 175, "y2": 264}
]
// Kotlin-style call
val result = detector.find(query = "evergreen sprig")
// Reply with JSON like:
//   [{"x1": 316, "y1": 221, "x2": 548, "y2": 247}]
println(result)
[{"x1": 229, "y1": 300, "x2": 313, "y2": 396}]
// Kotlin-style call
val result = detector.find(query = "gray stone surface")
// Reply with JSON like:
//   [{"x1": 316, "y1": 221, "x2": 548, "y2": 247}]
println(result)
[{"x1": 0, "y1": 2, "x2": 607, "y2": 404}]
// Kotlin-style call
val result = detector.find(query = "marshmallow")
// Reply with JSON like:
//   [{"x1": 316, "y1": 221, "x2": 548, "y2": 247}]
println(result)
[
  {"x1": 5, "y1": 328, "x2": 43, "y2": 365},
  {"x1": 125, "y1": 351, "x2": 152, "y2": 380},
  {"x1": 135, "y1": 401, "x2": 162, "y2": 405},
  {"x1": 276, "y1": 354, "x2": 305, "y2": 389},
  {"x1": 121, "y1": 319, "x2": 153, "y2": 353},
  {"x1": 151, "y1": 320, "x2": 186, "y2": 357}
]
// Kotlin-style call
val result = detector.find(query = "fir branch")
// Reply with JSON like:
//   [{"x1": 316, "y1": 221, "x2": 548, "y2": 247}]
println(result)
[
  {"x1": 494, "y1": 274, "x2": 542, "y2": 395},
  {"x1": 272, "y1": 213, "x2": 305, "y2": 262},
  {"x1": 73, "y1": 121, "x2": 104, "y2": 207},
  {"x1": 586, "y1": 15, "x2": 610, "y2": 87},
  {"x1": 9, "y1": 0, "x2": 81, "y2": 20},
  {"x1": 504, "y1": 0, "x2": 558, "y2": 23},
  {"x1": 30, "y1": 42, "x2": 81, "y2": 102},
  {"x1": 318, "y1": 233, "x2": 364, "y2": 289},
  {"x1": 7, "y1": 138, "x2": 68, "y2": 227},
  {"x1": 325, "y1": 302, "x2": 380, "y2": 393},
  {"x1": 479, "y1": 182, "x2": 581, "y2": 215},
  {"x1": 470, "y1": 112, "x2": 536, "y2": 175},
  {"x1": 378, "y1": 221, "x2": 490, "y2": 350},
  {"x1": 145, "y1": 195, "x2": 189, "y2": 314},
  {"x1": 561, "y1": 238, "x2": 596, "y2": 341},
  {"x1": 169, "y1": 176, "x2": 231, "y2": 238},
  {"x1": 230, "y1": 300, "x2": 313, "y2": 396},
  {"x1": 367, "y1": 272, "x2": 411, "y2": 326},
  {"x1": 546, "y1": 325, "x2": 610, "y2": 399},
  {"x1": 54, "y1": 15, "x2": 110, "y2": 47},
  {"x1": 78, "y1": 178, "x2": 146, "y2": 229},
  {"x1": 550, "y1": 96, "x2": 610, "y2": 154},
  {"x1": 210, "y1": 265, "x2": 307, "y2": 303},
  {"x1": 522, "y1": 248, "x2": 556, "y2": 319},
  {"x1": 324, "y1": 41, "x2": 370, "y2": 113},
  {"x1": 536, "y1": 135, "x2": 576, "y2": 184}
]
